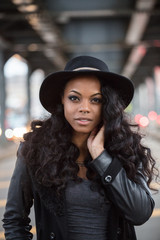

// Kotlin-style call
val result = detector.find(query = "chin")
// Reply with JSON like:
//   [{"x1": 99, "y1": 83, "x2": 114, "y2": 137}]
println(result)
[{"x1": 73, "y1": 126, "x2": 93, "y2": 134}]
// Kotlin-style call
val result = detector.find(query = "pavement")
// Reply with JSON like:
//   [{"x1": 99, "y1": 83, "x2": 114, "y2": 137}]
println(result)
[
  {"x1": 147, "y1": 126, "x2": 160, "y2": 141},
  {"x1": 0, "y1": 141, "x2": 18, "y2": 161}
]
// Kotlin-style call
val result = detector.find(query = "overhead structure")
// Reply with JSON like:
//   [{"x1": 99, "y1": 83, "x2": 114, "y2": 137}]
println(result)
[
  {"x1": 0, "y1": 0, "x2": 160, "y2": 83},
  {"x1": 122, "y1": 0, "x2": 157, "y2": 79}
]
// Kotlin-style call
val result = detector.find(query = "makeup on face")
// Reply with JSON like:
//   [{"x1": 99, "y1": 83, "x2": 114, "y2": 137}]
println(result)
[{"x1": 62, "y1": 76, "x2": 103, "y2": 135}]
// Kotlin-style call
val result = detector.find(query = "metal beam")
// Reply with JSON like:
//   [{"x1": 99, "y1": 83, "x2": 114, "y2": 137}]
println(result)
[
  {"x1": 12, "y1": 39, "x2": 160, "y2": 53},
  {"x1": 26, "y1": 66, "x2": 31, "y2": 123},
  {"x1": 0, "y1": 9, "x2": 160, "y2": 21},
  {"x1": 12, "y1": 42, "x2": 129, "y2": 53},
  {"x1": 64, "y1": 43, "x2": 130, "y2": 52},
  {"x1": 121, "y1": 44, "x2": 147, "y2": 79},
  {"x1": 26, "y1": 12, "x2": 67, "y2": 69},
  {"x1": 53, "y1": 9, "x2": 160, "y2": 23},
  {"x1": 11, "y1": 1, "x2": 67, "y2": 70},
  {"x1": 121, "y1": 0, "x2": 157, "y2": 79},
  {"x1": 125, "y1": 0, "x2": 157, "y2": 45}
]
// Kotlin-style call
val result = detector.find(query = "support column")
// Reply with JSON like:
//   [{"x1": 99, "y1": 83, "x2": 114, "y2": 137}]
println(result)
[
  {"x1": 26, "y1": 66, "x2": 31, "y2": 125},
  {"x1": 154, "y1": 67, "x2": 160, "y2": 114},
  {"x1": 0, "y1": 51, "x2": 7, "y2": 144}
]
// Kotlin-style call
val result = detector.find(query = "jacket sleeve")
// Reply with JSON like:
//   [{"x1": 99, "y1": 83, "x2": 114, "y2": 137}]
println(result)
[
  {"x1": 89, "y1": 150, "x2": 155, "y2": 226},
  {"x1": 2, "y1": 143, "x2": 33, "y2": 239}
]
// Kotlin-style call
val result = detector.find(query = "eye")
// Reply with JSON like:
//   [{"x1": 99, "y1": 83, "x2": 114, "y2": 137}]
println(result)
[
  {"x1": 68, "y1": 95, "x2": 80, "y2": 102},
  {"x1": 91, "y1": 97, "x2": 102, "y2": 103}
]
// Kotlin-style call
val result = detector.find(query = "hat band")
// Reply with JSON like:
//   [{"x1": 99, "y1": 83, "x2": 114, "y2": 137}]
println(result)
[{"x1": 73, "y1": 67, "x2": 100, "y2": 71}]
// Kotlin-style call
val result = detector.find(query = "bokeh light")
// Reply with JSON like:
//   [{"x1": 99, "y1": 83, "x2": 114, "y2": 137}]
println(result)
[
  {"x1": 134, "y1": 114, "x2": 143, "y2": 124},
  {"x1": 5, "y1": 129, "x2": 14, "y2": 139},
  {"x1": 13, "y1": 127, "x2": 27, "y2": 138},
  {"x1": 148, "y1": 111, "x2": 158, "y2": 121},
  {"x1": 5, "y1": 127, "x2": 28, "y2": 140},
  {"x1": 156, "y1": 115, "x2": 160, "y2": 125},
  {"x1": 139, "y1": 116, "x2": 149, "y2": 127}
]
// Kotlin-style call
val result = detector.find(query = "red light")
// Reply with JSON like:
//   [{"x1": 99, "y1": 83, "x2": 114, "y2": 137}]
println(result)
[
  {"x1": 154, "y1": 66, "x2": 160, "y2": 74},
  {"x1": 134, "y1": 114, "x2": 143, "y2": 124},
  {"x1": 138, "y1": 45, "x2": 146, "y2": 56},
  {"x1": 139, "y1": 116, "x2": 149, "y2": 127},
  {"x1": 148, "y1": 111, "x2": 157, "y2": 121},
  {"x1": 156, "y1": 115, "x2": 160, "y2": 125}
]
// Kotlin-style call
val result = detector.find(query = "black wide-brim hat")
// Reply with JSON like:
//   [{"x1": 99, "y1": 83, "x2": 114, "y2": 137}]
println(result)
[{"x1": 39, "y1": 56, "x2": 134, "y2": 113}]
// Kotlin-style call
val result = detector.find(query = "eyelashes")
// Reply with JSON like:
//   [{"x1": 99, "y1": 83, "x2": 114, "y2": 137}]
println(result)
[
  {"x1": 68, "y1": 95, "x2": 102, "y2": 103},
  {"x1": 91, "y1": 97, "x2": 103, "y2": 103},
  {"x1": 68, "y1": 95, "x2": 79, "y2": 102}
]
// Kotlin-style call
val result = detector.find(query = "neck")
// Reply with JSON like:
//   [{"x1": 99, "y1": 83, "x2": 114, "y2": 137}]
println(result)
[
  {"x1": 72, "y1": 132, "x2": 89, "y2": 156},
  {"x1": 72, "y1": 132, "x2": 90, "y2": 179}
]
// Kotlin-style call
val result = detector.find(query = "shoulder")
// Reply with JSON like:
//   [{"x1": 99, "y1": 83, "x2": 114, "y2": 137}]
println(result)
[
  {"x1": 17, "y1": 141, "x2": 24, "y2": 154},
  {"x1": 15, "y1": 141, "x2": 30, "y2": 176},
  {"x1": 16, "y1": 141, "x2": 26, "y2": 161}
]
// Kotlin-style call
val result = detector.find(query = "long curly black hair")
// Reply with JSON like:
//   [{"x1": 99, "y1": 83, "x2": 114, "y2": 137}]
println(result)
[{"x1": 22, "y1": 80, "x2": 158, "y2": 197}]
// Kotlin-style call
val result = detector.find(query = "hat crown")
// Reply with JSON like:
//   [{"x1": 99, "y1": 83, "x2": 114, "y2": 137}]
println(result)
[
  {"x1": 64, "y1": 56, "x2": 109, "y2": 72},
  {"x1": 40, "y1": 55, "x2": 134, "y2": 113}
]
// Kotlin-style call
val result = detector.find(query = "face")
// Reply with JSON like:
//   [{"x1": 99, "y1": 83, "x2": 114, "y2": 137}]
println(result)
[{"x1": 62, "y1": 75, "x2": 102, "y2": 135}]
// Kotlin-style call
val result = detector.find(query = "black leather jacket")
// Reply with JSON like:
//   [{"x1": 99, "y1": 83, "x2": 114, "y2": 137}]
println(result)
[{"x1": 3, "y1": 144, "x2": 155, "y2": 240}]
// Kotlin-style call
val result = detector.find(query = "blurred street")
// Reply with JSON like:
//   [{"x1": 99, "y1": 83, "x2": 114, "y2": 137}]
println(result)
[
  {"x1": 0, "y1": 0, "x2": 160, "y2": 239},
  {"x1": 0, "y1": 130, "x2": 160, "y2": 240}
]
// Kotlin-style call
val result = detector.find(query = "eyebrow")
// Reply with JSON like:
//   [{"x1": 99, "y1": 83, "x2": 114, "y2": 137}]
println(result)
[{"x1": 70, "y1": 90, "x2": 102, "y2": 97}]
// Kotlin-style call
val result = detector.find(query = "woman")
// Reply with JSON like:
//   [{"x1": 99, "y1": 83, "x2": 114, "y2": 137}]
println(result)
[{"x1": 3, "y1": 56, "x2": 156, "y2": 240}]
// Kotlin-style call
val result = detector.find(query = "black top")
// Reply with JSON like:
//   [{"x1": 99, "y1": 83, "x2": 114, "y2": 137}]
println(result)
[{"x1": 65, "y1": 179, "x2": 111, "y2": 240}]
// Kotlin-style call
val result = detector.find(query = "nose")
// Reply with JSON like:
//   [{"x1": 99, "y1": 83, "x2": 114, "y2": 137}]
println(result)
[{"x1": 79, "y1": 100, "x2": 90, "y2": 113}]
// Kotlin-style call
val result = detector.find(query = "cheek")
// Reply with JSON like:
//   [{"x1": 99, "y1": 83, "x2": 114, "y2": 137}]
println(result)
[
  {"x1": 95, "y1": 106, "x2": 102, "y2": 120},
  {"x1": 63, "y1": 103, "x2": 74, "y2": 121}
]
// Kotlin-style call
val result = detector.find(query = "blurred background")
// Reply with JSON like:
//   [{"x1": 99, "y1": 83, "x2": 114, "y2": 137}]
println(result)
[{"x1": 0, "y1": 0, "x2": 160, "y2": 239}]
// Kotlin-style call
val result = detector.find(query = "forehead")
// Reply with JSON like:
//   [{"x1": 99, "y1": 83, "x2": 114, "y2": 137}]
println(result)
[{"x1": 64, "y1": 75, "x2": 101, "y2": 93}]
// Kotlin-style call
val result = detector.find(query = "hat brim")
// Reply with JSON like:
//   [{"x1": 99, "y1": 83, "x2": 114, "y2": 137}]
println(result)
[{"x1": 39, "y1": 70, "x2": 134, "y2": 113}]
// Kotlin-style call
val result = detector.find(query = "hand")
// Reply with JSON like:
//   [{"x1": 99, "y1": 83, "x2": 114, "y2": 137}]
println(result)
[{"x1": 87, "y1": 125, "x2": 105, "y2": 159}]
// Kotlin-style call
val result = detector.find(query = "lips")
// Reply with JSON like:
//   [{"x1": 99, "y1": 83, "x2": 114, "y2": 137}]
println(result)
[
  {"x1": 75, "y1": 117, "x2": 92, "y2": 125},
  {"x1": 75, "y1": 118, "x2": 92, "y2": 121}
]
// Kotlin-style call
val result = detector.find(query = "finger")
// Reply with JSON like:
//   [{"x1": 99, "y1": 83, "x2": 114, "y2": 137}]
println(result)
[
  {"x1": 88, "y1": 127, "x2": 97, "y2": 139},
  {"x1": 96, "y1": 125, "x2": 105, "y2": 138},
  {"x1": 87, "y1": 130, "x2": 96, "y2": 145},
  {"x1": 88, "y1": 125, "x2": 104, "y2": 147}
]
